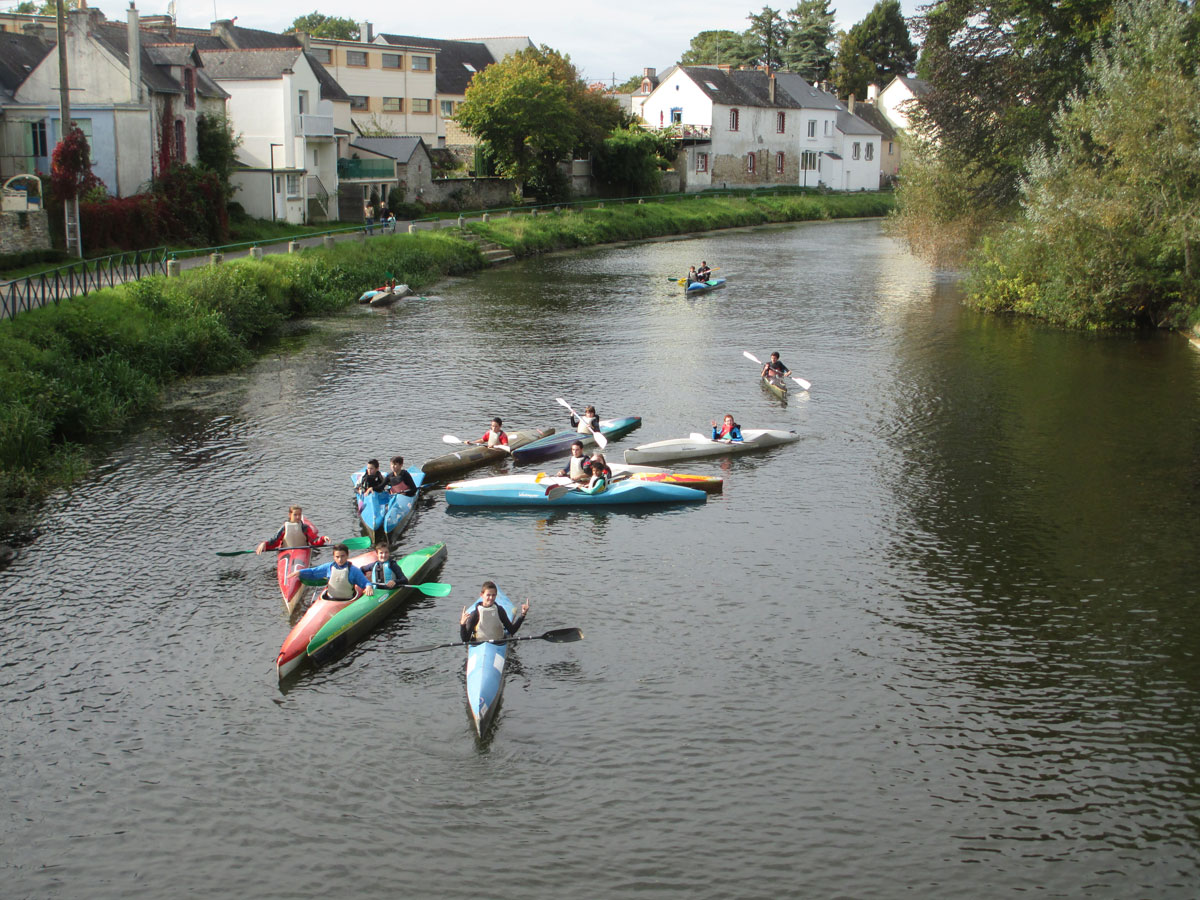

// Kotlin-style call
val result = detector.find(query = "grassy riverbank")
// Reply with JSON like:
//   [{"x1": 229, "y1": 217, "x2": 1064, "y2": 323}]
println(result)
[
  {"x1": 469, "y1": 193, "x2": 894, "y2": 256},
  {"x1": 0, "y1": 232, "x2": 482, "y2": 532}
]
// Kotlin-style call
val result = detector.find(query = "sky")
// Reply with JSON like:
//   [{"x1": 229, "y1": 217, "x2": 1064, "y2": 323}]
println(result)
[{"x1": 77, "y1": 0, "x2": 921, "y2": 87}]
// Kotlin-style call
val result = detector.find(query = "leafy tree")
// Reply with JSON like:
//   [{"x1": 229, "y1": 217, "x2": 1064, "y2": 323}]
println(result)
[
  {"x1": 833, "y1": 0, "x2": 916, "y2": 98},
  {"x1": 782, "y1": 0, "x2": 837, "y2": 81},
  {"x1": 747, "y1": 6, "x2": 787, "y2": 69},
  {"x1": 965, "y1": 0, "x2": 1200, "y2": 328},
  {"x1": 678, "y1": 30, "x2": 759, "y2": 67},
  {"x1": 287, "y1": 12, "x2": 359, "y2": 40},
  {"x1": 17, "y1": 0, "x2": 84, "y2": 13},
  {"x1": 614, "y1": 73, "x2": 646, "y2": 93},
  {"x1": 195, "y1": 113, "x2": 241, "y2": 198},
  {"x1": 592, "y1": 128, "x2": 672, "y2": 196},
  {"x1": 50, "y1": 126, "x2": 102, "y2": 203}
]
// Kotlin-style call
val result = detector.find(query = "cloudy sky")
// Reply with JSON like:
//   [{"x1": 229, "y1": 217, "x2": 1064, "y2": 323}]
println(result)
[{"x1": 91, "y1": 0, "x2": 920, "y2": 85}]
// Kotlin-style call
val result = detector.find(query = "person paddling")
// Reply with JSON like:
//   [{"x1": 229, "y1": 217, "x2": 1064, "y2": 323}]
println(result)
[
  {"x1": 760, "y1": 351, "x2": 791, "y2": 381},
  {"x1": 467, "y1": 418, "x2": 509, "y2": 448},
  {"x1": 696, "y1": 261, "x2": 712, "y2": 281},
  {"x1": 365, "y1": 541, "x2": 409, "y2": 591},
  {"x1": 460, "y1": 581, "x2": 529, "y2": 643},
  {"x1": 685, "y1": 265, "x2": 700, "y2": 287},
  {"x1": 555, "y1": 440, "x2": 593, "y2": 482},
  {"x1": 711, "y1": 414, "x2": 743, "y2": 442},
  {"x1": 256, "y1": 506, "x2": 328, "y2": 554},
  {"x1": 572, "y1": 405, "x2": 600, "y2": 435},
  {"x1": 297, "y1": 543, "x2": 372, "y2": 602},
  {"x1": 383, "y1": 455, "x2": 418, "y2": 495},
  {"x1": 357, "y1": 459, "x2": 387, "y2": 494}
]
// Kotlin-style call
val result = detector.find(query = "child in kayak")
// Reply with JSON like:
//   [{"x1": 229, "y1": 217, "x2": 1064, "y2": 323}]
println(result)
[
  {"x1": 297, "y1": 543, "x2": 372, "y2": 602},
  {"x1": 711, "y1": 415, "x2": 743, "y2": 442},
  {"x1": 555, "y1": 441, "x2": 593, "y2": 482},
  {"x1": 685, "y1": 265, "x2": 699, "y2": 286},
  {"x1": 364, "y1": 541, "x2": 409, "y2": 591},
  {"x1": 571, "y1": 405, "x2": 600, "y2": 434},
  {"x1": 460, "y1": 581, "x2": 529, "y2": 643},
  {"x1": 467, "y1": 418, "x2": 508, "y2": 448},
  {"x1": 580, "y1": 452, "x2": 613, "y2": 494},
  {"x1": 256, "y1": 506, "x2": 328, "y2": 554},
  {"x1": 357, "y1": 459, "x2": 387, "y2": 494},
  {"x1": 383, "y1": 455, "x2": 418, "y2": 495},
  {"x1": 760, "y1": 352, "x2": 791, "y2": 380}
]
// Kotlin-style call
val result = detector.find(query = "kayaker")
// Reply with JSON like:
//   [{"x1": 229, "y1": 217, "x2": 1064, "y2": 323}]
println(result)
[
  {"x1": 383, "y1": 455, "x2": 418, "y2": 495},
  {"x1": 711, "y1": 414, "x2": 744, "y2": 442},
  {"x1": 580, "y1": 452, "x2": 613, "y2": 494},
  {"x1": 555, "y1": 441, "x2": 593, "y2": 482},
  {"x1": 467, "y1": 418, "x2": 509, "y2": 448},
  {"x1": 256, "y1": 506, "x2": 328, "y2": 554},
  {"x1": 572, "y1": 405, "x2": 600, "y2": 434},
  {"x1": 297, "y1": 543, "x2": 372, "y2": 602},
  {"x1": 696, "y1": 261, "x2": 712, "y2": 281},
  {"x1": 685, "y1": 265, "x2": 699, "y2": 286},
  {"x1": 460, "y1": 581, "x2": 529, "y2": 643},
  {"x1": 357, "y1": 459, "x2": 387, "y2": 494},
  {"x1": 365, "y1": 541, "x2": 409, "y2": 591},
  {"x1": 760, "y1": 352, "x2": 791, "y2": 380}
]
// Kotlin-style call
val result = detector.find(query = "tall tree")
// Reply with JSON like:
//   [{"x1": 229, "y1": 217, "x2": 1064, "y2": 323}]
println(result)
[
  {"x1": 287, "y1": 12, "x2": 359, "y2": 40},
  {"x1": 678, "y1": 30, "x2": 759, "y2": 67},
  {"x1": 833, "y1": 0, "x2": 916, "y2": 98},
  {"x1": 782, "y1": 0, "x2": 837, "y2": 81},
  {"x1": 747, "y1": 6, "x2": 787, "y2": 68}
]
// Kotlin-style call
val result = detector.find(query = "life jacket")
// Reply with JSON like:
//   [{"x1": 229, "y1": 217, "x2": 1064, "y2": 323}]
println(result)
[
  {"x1": 718, "y1": 422, "x2": 740, "y2": 439},
  {"x1": 474, "y1": 602, "x2": 506, "y2": 641},
  {"x1": 371, "y1": 560, "x2": 399, "y2": 586},
  {"x1": 281, "y1": 521, "x2": 307, "y2": 549},
  {"x1": 486, "y1": 430, "x2": 506, "y2": 448},
  {"x1": 326, "y1": 564, "x2": 356, "y2": 601},
  {"x1": 568, "y1": 455, "x2": 588, "y2": 480},
  {"x1": 576, "y1": 416, "x2": 598, "y2": 434}
]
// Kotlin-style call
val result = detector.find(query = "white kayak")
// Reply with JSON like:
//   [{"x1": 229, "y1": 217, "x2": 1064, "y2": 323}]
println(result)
[
  {"x1": 446, "y1": 463, "x2": 724, "y2": 494},
  {"x1": 622, "y1": 429, "x2": 800, "y2": 464}
]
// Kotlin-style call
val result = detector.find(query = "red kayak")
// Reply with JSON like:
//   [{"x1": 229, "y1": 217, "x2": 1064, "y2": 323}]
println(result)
[{"x1": 277, "y1": 546, "x2": 311, "y2": 614}]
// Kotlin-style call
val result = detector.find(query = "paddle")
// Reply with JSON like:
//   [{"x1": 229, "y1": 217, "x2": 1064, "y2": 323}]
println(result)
[
  {"x1": 368, "y1": 581, "x2": 454, "y2": 597},
  {"x1": 546, "y1": 473, "x2": 629, "y2": 501},
  {"x1": 216, "y1": 535, "x2": 372, "y2": 557},
  {"x1": 442, "y1": 434, "x2": 511, "y2": 453},
  {"x1": 554, "y1": 398, "x2": 608, "y2": 448},
  {"x1": 743, "y1": 351, "x2": 812, "y2": 391},
  {"x1": 396, "y1": 627, "x2": 584, "y2": 654}
]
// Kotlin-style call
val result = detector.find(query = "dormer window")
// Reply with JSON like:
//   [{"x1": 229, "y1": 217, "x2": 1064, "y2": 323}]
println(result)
[{"x1": 183, "y1": 68, "x2": 195, "y2": 109}]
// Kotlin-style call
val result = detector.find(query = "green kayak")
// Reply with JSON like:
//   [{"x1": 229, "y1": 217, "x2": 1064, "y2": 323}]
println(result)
[{"x1": 306, "y1": 543, "x2": 448, "y2": 664}]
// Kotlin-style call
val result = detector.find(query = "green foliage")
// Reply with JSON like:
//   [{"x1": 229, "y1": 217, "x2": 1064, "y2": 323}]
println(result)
[
  {"x1": 195, "y1": 114, "x2": 241, "y2": 197},
  {"x1": 678, "y1": 30, "x2": 760, "y2": 67},
  {"x1": 965, "y1": 0, "x2": 1200, "y2": 329},
  {"x1": 613, "y1": 73, "x2": 645, "y2": 93},
  {"x1": 782, "y1": 0, "x2": 837, "y2": 81},
  {"x1": 592, "y1": 129, "x2": 671, "y2": 196},
  {"x1": 287, "y1": 12, "x2": 359, "y2": 39},
  {"x1": 833, "y1": 0, "x2": 917, "y2": 99},
  {"x1": 747, "y1": 6, "x2": 787, "y2": 69}
]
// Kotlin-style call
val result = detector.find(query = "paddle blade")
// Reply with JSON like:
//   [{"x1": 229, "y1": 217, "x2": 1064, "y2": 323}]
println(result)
[
  {"x1": 540, "y1": 627, "x2": 583, "y2": 643},
  {"x1": 743, "y1": 350, "x2": 762, "y2": 365},
  {"x1": 546, "y1": 485, "x2": 572, "y2": 501},
  {"x1": 535, "y1": 472, "x2": 546, "y2": 483},
  {"x1": 297, "y1": 572, "x2": 325, "y2": 586},
  {"x1": 340, "y1": 536, "x2": 373, "y2": 551},
  {"x1": 215, "y1": 549, "x2": 255, "y2": 556},
  {"x1": 412, "y1": 582, "x2": 453, "y2": 597},
  {"x1": 592, "y1": 430, "x2": 608, "y2": 448},
  {"x1": 793, "y1": 377, "x2": 812, "y2": 391},
  {"x1": 442, "y1": 434, "x2": 464, "y2": 444}
]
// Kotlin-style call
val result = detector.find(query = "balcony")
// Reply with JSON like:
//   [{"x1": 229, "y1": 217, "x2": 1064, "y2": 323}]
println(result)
[
  {"x1": 644, "y1": 123, "x2": 712, "y2": 141},
  {"x1": 337, "y1": 157, "x2": 395, "y2": 180},
  {"x1": 300, "y1": 114, "x2": 334, "y2": 138}
]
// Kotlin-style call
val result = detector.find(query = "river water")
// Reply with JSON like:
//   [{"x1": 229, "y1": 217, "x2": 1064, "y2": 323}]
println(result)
[{"x1": 3, "y1": 220, "x2": 1199, "y2": 898}]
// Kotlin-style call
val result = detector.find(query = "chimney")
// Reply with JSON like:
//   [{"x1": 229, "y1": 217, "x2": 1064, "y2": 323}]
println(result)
[
  {"x1": 127, "y1": 2, "x2": 141, "y2": 104},
  {"x1": 768, "y1": 71, "x2": 775, "y2": 103},
  {"x1": 867, "y1": 83, "x2": 879, "y2": 104},
  {"x1": 643, "y1": 67, "x2": 655, "y2": 79},
  {"x1": 848, "y1": 93, "x2": 855, "y2": 115},
  {"x1": 361, "y1": 21, "x2": 373, "y2": 43}
]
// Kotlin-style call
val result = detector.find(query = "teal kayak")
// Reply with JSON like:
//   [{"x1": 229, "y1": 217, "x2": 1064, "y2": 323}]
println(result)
[{"x1": 510, "y1": 416, "x2": 641, "y2": 463}]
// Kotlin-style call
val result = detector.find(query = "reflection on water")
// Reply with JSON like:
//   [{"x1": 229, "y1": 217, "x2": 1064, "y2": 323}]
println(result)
[{"x1": 2, "y1": 220, "x2": 1199, "y2": 899}]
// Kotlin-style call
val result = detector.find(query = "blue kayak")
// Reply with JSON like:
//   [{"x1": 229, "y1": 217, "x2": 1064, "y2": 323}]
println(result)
[
  {"x1": 510, "y1": 416, "x2": 642, "y2": 463},
  {"x1": 685, "y1": 277, "x2": 726, "y2": 294},
  {"x1": 465, "y1": 588, "x2": 516, "y2": 736},
  {"x1": 445, "y1": 477, "x2": 707, "y2": 508},
  {"x1": 351, "y1": 467, "x2": 426, "y2": 544}
]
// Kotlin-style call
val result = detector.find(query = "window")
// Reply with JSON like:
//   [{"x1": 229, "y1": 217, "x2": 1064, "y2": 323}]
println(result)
[
  {"x1": 888, "y1": 141, "x2": 894, "y2": 155},
  {"x1": 346, "y1": 50, "x2": 368, "y2": 67},
  {"x1": 670, "y1": 108, "x2": 682, "y2": 124},
  {"x1": 411, "y1": 55, "x2": 431, "y2": 71},
  {"x1": 382, "y1": 54, "x2": 402, "y2": 69},
  {"x1": 824, "y1": 120, "x2": 830, "y2": 136},
  {"x1": 298, "y1": 90, "x2": 308, "y2": 115},
  {"x1": 807, "y1": 119, "x2": 816, "y2": 137},
  {"x1": 312, "y1": 47, "x2": 332, "y2": 64},
  {"x1": 174, "y1": 119, "x2": 186, "y2": 162},
  {"x1": 852, "y1": 142, "x2": 861, "y2": 160},
  {"x1": 383, "y1": 97, "x2": 403, "y2": 112},
  {"x1": 440, "y1": 100, "x2": 454, "y2": 117},
  {"x1": 865, "y1": 143, "x2": 874, "y2": 161},
  {"x1": 411, "y1": 98, "x2": 431, "y2": 113},
  {"x1": 801, "y1": 150, "x2": 818, "y2": 170},
  {"x1": 463, "y1": 62, "x2": 476, "y2": 72},
  {"x1": 183, "y1": 68, "x2": 195, "y2": 109},
  {"x1": 286, "y1": 173, "x2": 301, "y2": 197},
  {"x1": 350, "y1": 95, "x2": 369, "y2": 110},
  {"x1": 28, "y1": 120, "x2": 48, "y2": 157},
  {"x1": 776, "y1": 111, "x2": 785, "y2": 133},
  {"x1": 641, "y1": 79, "x2": 651, "y2": 94},
  {"x1": 775, "y1": 151, "x2": 785, "y2": 173},
  {"x1": 729, "y1": 108, "x2": 739, "y2": 131},
  {"x1": 696, "y1": 152, "x2": 708, "y2": 173},
  {"x1": 746, "y1": 152, "x2": 756, "y2": 174}
]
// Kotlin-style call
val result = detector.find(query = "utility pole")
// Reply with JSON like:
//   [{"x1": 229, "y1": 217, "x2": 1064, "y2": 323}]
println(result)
[{"x1": 56, "y1": 0, "x2": 82, "y2": 258}]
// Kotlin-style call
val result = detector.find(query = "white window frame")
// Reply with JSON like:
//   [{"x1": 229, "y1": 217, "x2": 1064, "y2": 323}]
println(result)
[
  {"x1": 411, "y1": 55, "x2": 432, "y2": 71},
  {"x1": 746, "y1": 152, "x2": 756, "y2": 174},
  {"x1": 729, "y1": 108, "x2": 739, "y2": 131},
  {"x1": 696, "y1": 151, "x2": 708, "y2": 173},
  {"x1": 775, "y1": 151, "x2": 784, "y2": 173},
  {"x1": 807, "y1": 119, "x2": 816, "y2": 138},
  {"x1": 346, "y1": 50, "x2": 368, "y2": 68},
  {"x1": 852, "y1": 142, "x2": 861, "y2": 160}
]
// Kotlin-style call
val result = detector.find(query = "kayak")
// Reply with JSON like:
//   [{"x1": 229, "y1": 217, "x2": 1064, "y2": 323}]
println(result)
[
  {"x1": 761, "y1": 373, "x2": 788, "y2": 399},
  {"x1": 465, "y1": 588, "x2": 516, "y2": 736},
  {"x1": 685, "y1": 277, "x2": 726, "y2": 294},
  {"x1": 305, "y1": 542, "x2": 448, "y2": 666},
  {"x1": 445, "y1": 476, "x2": 707, "y2": 508},
  {"x1": 623, "y1": 429, "x2": 800, "y2": 464},
  {"x1": 276, "y1": 515, "x2": 319, "y2": 613},
  {"x1": 510, "y1": 416, "x2": 642, "y2": 463},
  {"x1": 351, "y1": 467, "x2": 426, "y2": 544},
  {"x1": 446, "y1": 464, "x2": 723, "y2": 494},
  {"x1": 276, "y1": 546, "x2": 379, "y2": 679},
  {"x1": 421, "y1": 426, "x2": 555, "y2": 479}
]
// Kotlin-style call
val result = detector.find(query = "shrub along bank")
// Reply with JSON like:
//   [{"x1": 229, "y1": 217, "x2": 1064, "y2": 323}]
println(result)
[
  {"x1": 467, "y1": 193, "x2": 894, "y2": 255},
  {"x1": 0, "y1": 232, "x2": 483, "y2": 531}
]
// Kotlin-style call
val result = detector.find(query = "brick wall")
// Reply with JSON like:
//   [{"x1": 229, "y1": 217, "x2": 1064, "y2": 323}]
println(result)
[{"x1": 0, "y1": 210, "x2": 51, "y2": 254}]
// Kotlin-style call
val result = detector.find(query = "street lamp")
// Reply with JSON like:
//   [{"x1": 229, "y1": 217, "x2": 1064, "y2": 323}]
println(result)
[{"x1": 269, "y1": 143, "x2": 282, "y2": 221}]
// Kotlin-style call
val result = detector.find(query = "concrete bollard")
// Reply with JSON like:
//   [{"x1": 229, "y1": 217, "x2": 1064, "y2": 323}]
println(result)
[
  {"x1": 323, "y1": 236, "x2": 335, "y2": 250},
  {"x1": 250, "y1": 246, "x2": 264, "y2": 260},
  {"x1": 506, "y1": 210, "x2": 513, "y2": 218},
  {"x1": 638, "y1": 199, "x2": 644, "y2": 205},
  {"x1": 482, "y1": 212, "x2": 490, "y2": 223},
  {"x1": 289, "y1": 240, "x2": 300, "y2": 253},
  {"x1": 554, "y1": 206, "x2": 561, "y2": 213},
  {"x1": 210, "y1": 252, "x2": 223, "y2": 265},
  {"x1": 167, "y1": 258, "x2": 180, "y2": 277},
  {"x1": 531, "y1": 209, "x2": 538, "y2": 217},
  {"x1": 597, "y1": 202, "x2": 605, "y2": 209},
  {"x1": 458, "y1": 214, "x2": 465, "y2": 229},
  {"x1": 409, "y1": 222, "x2": 417, "y2": 233}
]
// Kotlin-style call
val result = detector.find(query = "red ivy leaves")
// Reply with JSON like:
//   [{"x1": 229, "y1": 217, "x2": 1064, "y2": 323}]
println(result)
[{"x1": 50, "y1": 126, "x2": 103, "y2": 202}]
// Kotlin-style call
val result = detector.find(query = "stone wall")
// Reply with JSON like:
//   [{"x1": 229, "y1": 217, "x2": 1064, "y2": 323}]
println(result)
[
  {"x1": 0, "y1": 210, "x2": 51, "y2": 255},
  {"x1": 422, "y1": 177, "x2": 517, "y2": 209}
]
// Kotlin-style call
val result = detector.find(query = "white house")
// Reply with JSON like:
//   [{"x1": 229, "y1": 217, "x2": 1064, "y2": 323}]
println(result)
[{"x1": 877, "y1": 74, "x2": 930, "y2": 134}]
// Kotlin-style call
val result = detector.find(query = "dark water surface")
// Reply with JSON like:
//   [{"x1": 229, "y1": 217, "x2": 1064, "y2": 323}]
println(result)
[{"x1": 4, "y1": 220, "x2": 1200, "y2": 898}]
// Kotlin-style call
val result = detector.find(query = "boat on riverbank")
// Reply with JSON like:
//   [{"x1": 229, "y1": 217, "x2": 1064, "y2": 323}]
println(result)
[{"x1": 623, "y1": 429, "x2": 800, "y2": 464}]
